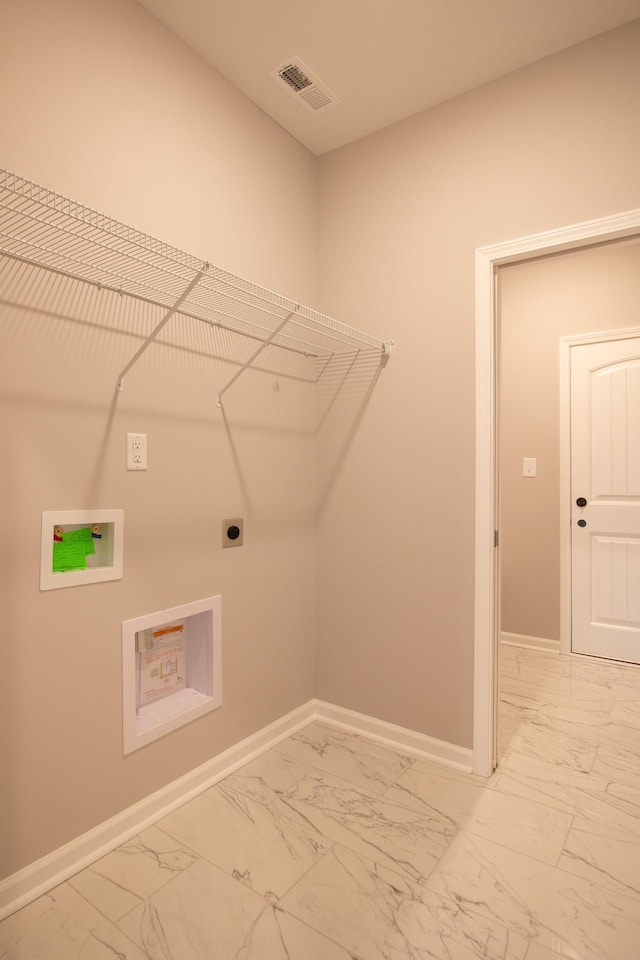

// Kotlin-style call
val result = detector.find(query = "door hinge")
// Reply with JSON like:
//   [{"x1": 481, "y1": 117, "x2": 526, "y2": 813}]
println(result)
[{"x1": 494, "y1": 530, "x2": 499, "y2": 548}]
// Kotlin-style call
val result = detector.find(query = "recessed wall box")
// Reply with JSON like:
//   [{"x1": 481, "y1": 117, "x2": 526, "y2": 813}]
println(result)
[
  {"x1": 122, "y1": 595, "x2": 222, "y2": 754},
  {"x1": 40, "y1": 509, "x2": 123, "y2": 590}
]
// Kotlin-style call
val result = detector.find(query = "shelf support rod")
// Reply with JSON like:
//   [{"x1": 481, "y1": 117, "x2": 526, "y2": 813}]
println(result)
[
  {"x1": 116, "y1": 263, "x2": 209, "y2": 391},
  {"x1": 217, "y1": 309, "x2": 297, "y2": 407}
]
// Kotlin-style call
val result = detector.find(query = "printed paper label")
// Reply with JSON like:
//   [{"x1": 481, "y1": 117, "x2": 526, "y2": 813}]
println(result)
[{"x1": 137, "y1": 621, "x2": 186, "y2": 708}]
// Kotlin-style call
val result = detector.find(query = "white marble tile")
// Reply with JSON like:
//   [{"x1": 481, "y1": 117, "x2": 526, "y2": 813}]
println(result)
[
  {"x1": 280, "y1": 842, "x2": 529, "y2": 960},
  {"x1": 499, "y1": 674, "x2": 616, "y2": 715},
  {"x1": 558, "y1": 819, "x2": 640, "y2": 900},
  {"x1": 610, "y1": 672, "x2": 640, "y2": 700},
  {"x1": 274, "y1": 768, "x2": 456, "y2": 886},
  {"x1": 497, "y1": 693, "x2": 608, "y2": 771},
  {"x1": 69, "y1": 824, "x2": 198, "y2": 921},
  {"x1": 498, "y1": 646, "x2": 559, "y2": 668},
  {"x1": 159, "y1": 772, "x2": 331, "y2": 898},
  {"x1": 499, "y1": 678, "x2": 614, "y2": 711},
  {"x1": 500, "y1": 691, "x2": 613, "y2": 726},
  {"x1": 552, "y1": 657, "x2": 626, "y2": 684},
  {"x1": 425, "y1": 830, "x2": 640, "y2": 960},
  {"x1": 498, "y1": 708, "x2": 522, "y2": 740},
  {"x1": 591, "y1": 743, "x2": 640, "y2": 793},
  {"x1": 501, "y1": 692, "x2": 639, "y2": 768},
  {"x1": 384, "y1": 761, "x2": 572, "y2": 865},
  {"x1": 497, "y1": 715, "x2": 521, "y2": 763},
  {"x1": 69, "y1": 866, "x2": 141, "y2": 924},
  {"x1": 498, "y1": 645, "x2": 633, "y2": 696},
  {"x1": 0, "y1": 882, "x2": 148, "y2": 960},
  {"x1": 500, "y1": 726, "x2": 598, "y2": 773},
  {"x1": 119, "y1": 858, "x2": 353, "y2": 960},
  {"x1": 249, "y1": 906, "x2": 363, "y2": 959},
  {"x1": 499, "y1": 649, "x2": 625, "y2": 686},
  {"x1": 609, "y1": 699, "x2": 640, "y2": 724},
  {"x1": 275, "y1": 721, "x2": 412, "y2": 793},
  {"x1": 558, "y1": 716, "x2": 640, "y2": 755},
  {"x1": 221, "y1": 748, "x2": 313, "y2": 806},
  {"x1": 495, "y1": 752, "x2": 640, "y2": 835},
  {"x1": 524, "y1": 943, "x2": 579, "y2": 960},
  {"x1": 622, "y1": 665, "x2": 640, "y2": 690}
]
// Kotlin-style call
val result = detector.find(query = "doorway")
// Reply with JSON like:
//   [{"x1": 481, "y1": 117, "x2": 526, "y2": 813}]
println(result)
[
  {"x1": 498, "y1": 246, "x2": 640, "y2": 661},
  {"x1": 472, "y1": 208, "x2": 640, "y2": 777},
  {"x1": 496, "y1": 248, "x2": 640, "y2": 769}
]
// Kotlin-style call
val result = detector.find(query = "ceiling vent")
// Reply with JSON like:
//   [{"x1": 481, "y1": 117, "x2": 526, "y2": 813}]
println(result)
[{"x1": 268, "y1": 57, "x2": 340, "y2": 114}]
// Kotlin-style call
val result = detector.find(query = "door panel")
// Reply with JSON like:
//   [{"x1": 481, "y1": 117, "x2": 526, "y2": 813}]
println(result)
[
  {"x1": 592, "y1": 536, "x2": 640, "y2": 626},
  {"x1": 571, "y1": 338, "x2": 640, "y2": 662}
]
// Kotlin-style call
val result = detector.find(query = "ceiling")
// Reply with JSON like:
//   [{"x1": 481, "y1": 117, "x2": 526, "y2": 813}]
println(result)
[{"x1": 136, "y1": 0, "x2": 640, "y2": 155}]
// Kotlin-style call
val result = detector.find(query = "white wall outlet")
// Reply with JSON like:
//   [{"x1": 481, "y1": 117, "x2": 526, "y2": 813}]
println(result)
[
  {"x1": 522, "y1": 457, "x2": 537, "y2": 478},
  {"x1": 127, "y1": 433, "x2": 147, "y2": 471}
]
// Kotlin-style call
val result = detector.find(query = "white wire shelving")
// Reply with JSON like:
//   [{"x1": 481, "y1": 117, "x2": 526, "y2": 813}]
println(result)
[{"x1": 0, "y1": 169, "x2": 392, "y2": 405}]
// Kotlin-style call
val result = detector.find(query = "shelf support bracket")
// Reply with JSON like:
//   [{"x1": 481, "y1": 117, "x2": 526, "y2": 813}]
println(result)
[
  {"x1": 217, "y1": 309, "x2": 297, "y2": 407},
  {"x1": 116, "y1": 263, "x2": 209, "y2": 392}
]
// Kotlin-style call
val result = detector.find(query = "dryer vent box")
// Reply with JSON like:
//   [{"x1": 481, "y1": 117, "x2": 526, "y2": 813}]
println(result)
[{"x1": 122, "y1": 595, "x2": 222, "y2": 754}]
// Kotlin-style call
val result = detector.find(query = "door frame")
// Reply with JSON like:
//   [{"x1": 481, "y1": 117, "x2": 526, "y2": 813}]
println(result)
[
  {"x1": 559, "y1": 328, "x2": 640, "y2": 657},
  {"x1": 473, "y1": 207, "x2": 640, "y2": 777}
]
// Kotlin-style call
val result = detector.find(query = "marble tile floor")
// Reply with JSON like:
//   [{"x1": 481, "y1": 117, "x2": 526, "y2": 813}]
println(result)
[{"x1": 2, "y1": 645, "x2": 640, "y2": 959}]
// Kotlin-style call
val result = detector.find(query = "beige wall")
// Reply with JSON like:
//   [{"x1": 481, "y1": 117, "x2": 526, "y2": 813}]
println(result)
[
  {"x1": 0, "y1": 0, "x2": 318, "y2": 296},
  {"x1": 0, "y1": 0, "x2": 318, "y2": 879},
  {"x1": 499, "y1": 240, "x2": 640, "y2": 642},
  {"x1": 316, "y1": 21, "x2": 640, "y2": 748}
]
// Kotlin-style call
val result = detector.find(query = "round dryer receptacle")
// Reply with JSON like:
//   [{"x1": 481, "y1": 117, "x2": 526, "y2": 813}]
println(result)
[{"x1": 222, "y1": 517, "x2": 244, "y2": 547}]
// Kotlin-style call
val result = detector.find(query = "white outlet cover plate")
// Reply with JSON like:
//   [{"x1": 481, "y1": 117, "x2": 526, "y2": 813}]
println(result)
[{"x1": 127, "y1": 432, "x2": 147, "y2": 471}]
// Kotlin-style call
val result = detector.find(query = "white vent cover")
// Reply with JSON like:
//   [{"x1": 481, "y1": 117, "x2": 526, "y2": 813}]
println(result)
[{"x1": 268, "y1": 57, "x2": 340, "y2": 114}]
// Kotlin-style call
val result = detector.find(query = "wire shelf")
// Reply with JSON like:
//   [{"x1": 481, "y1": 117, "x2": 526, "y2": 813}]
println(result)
[{"x1": 0, "y1": 169, "x2": 391, "y2": 401}]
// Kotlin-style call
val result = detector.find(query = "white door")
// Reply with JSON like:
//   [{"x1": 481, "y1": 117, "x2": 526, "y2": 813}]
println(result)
[{"x1": 571, "y1": 337, "x2": 640, "y2": 662}]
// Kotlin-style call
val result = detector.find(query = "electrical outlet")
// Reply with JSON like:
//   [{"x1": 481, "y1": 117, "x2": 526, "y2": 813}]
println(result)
[
  {"x1": 127, "y1": 433, "x2": 147, "y2": 471},
  {"x1": 222, "y1": 518, "x2": 243, "y2": 547}
]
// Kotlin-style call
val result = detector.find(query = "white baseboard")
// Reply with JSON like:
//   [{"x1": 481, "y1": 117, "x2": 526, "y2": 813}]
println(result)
[
  {"x1": 314, "y1": 700, "x2": 473, "y2": 773},
  {"x1": 0, "y1": 699, "x2": 469, "y2": 921},
  {"x1": 0, "y1": 701, "x2": 315, "y2": 923},
  {"x1": 500, "y1": 632, "x2": 560, "y2": 654}
]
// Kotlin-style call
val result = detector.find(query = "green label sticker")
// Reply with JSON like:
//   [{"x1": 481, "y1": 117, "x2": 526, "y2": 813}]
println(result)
[{"x1": 52, "y1": 527, "x2": 96, "y2": 572}]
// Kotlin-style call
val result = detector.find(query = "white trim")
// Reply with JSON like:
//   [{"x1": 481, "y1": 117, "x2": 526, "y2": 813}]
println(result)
[
  {"x1": 559, "y1": 327, "x2": 640, "y2": 657},
  {"x1": 474, "y1": 248, "x2": 498, "y2": 777},
  {"x1": 314, "y1": 700, "x2": 473, "y2": 772},
  {"x1": 0, "y1": 699, "x2": 469, "y2": 921},
  {"x1": 474, "y1": 208, "x2": 640, "y2": 777},
  {"x1": 559, "y1": 337, "x2": 572, "y2": 657},
  {"x1": 500, "y1": 632, "x2": 560, "y2": 654}
]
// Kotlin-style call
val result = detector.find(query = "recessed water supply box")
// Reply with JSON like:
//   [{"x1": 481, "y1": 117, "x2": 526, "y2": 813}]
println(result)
[
  {"x1": 40, "y1": 509, "x2": 124, "y2": 590},
  {"x1": 122, "y1": 595, "x2": 222, "y2": 754}
]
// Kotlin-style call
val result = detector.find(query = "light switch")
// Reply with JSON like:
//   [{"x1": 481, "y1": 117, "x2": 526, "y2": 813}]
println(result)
[{"x1": 523, "y1": 457, "x2": 536, "y2": 478}]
